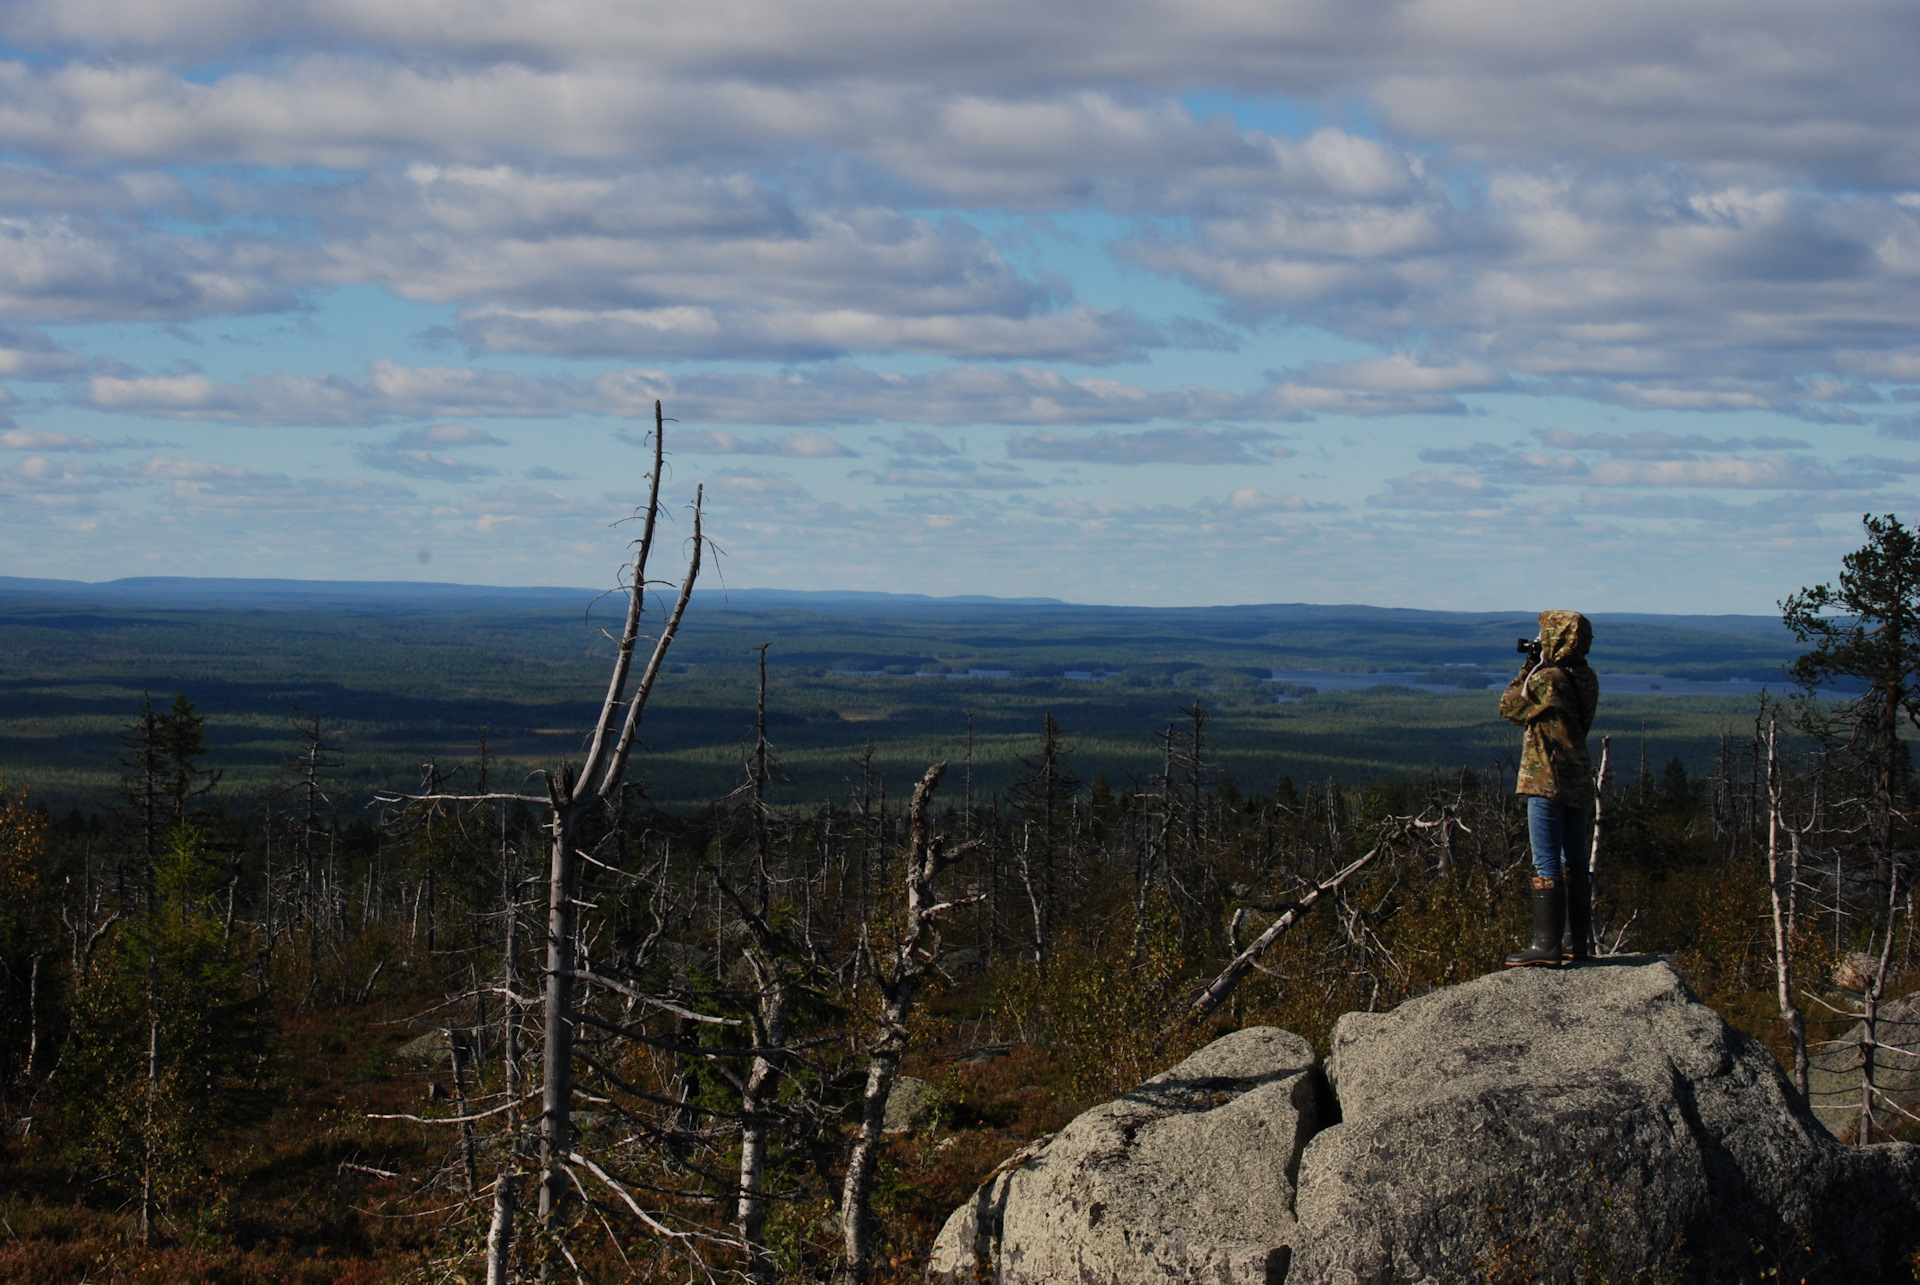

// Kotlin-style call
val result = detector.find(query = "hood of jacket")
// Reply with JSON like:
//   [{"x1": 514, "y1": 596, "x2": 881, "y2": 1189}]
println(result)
[{"x1": 1538, "y1": 609, "x2": 1592, "y2": 665}]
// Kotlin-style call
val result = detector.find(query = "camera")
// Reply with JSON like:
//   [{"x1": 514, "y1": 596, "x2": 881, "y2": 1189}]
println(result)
[{"x1": 1516, "y1": 637, "x2": 1542, "y2": 659}]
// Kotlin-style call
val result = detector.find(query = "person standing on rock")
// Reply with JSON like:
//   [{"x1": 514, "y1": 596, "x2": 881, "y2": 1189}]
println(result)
[{"x1": 1500, "y1": 610, "x2": 1600, "y2": 968}]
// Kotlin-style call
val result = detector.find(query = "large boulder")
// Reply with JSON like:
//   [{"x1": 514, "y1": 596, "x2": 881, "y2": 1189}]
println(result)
[
  {"x1": 393, "y1": 1027, "x2": 477, "y2": 1072},
  {"x1": 885, "y1": 1076, "x2": 942, "y2": 1134},
  {"x1": 927, "y1": 1026, "x2": 1320, "y2": 1284},
  {"x1": 928, "y1": 957, "x2": 1920, "y2": 1284},
  {"x1": 1293, "y1": 956, "x2": 1920, "y2": 1283}
]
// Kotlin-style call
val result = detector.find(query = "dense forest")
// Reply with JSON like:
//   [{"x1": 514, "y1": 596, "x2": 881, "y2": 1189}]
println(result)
[{"x1": 2, "y1": 498, "x2": 1917, "y2": 1284}]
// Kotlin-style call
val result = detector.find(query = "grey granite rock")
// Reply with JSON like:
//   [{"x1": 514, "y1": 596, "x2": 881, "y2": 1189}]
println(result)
[
  {"x1": 1291, "y1": 956, "x2": 1920, "y2": 1284},
  {"x1": 927, "y1": 960, "x2": 1920, "y2": 1285},
  {"x1": 393, "y1": 1027, "x2": 477, "y2": 1071},
  {"x1": 885, "y1": 1075, "x2": 941, "y2": 1134},
  {"x1": 926, "y1": 1026, "x2": 1320, "y2": 1284}
]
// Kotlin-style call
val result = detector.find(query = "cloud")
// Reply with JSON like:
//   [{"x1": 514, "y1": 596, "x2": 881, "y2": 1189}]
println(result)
[
  {"x1": 0, "y1": 323, "x2": 87, "y2": 378},
  {"x1": 873, "y1": 429, "x2": 957, "y2": 456},
  {"x1": 453, "y1": 301, "x2": 1160, "y2": 364},
  {"x1": 355, "y1": 422, "x2": 506, "y2": 479},
  {"x1": 1227, "y1": 487, "x2": 1329, "y2": 512},
  {"x1": 702, "y1": 469, "x2": 810, "y2": 500},
  {"x1": 395, "y1": 423, "x2": 507, "y2": 448},
  {"x1": 333, "y1": 164, "x2": 1163, "y2": 363},
  {"x1": 75, "y1": 359, "x2": 1154, "y2": 426},
  {"x1": 0, "y1": 39, "x2": 1908, "y2": 417},
  {"x1": 0, "y1": 450, "x2": 416, "y2": 515},
  {"x1": 1123, "y1": 173, "x2": 1920, "y2": 419},
  {"x1": 1532, "y1": 429, "x2": 1811, "y2": 456},
  {"x1": 1009, "y1": 426, "x2": 1288, "y2": 465},
  {"x1": 3, "y1": 4, "x2": 1914, "y2": 184},
  {"x1": 86, "y1": 362, "x2": 577, "y2": 425},
  {"x1": 0, "y1": 211, "x2": 296, "y2": 322},
  {"x1": 664, "y1": 429, "x2": 856, "y2": 457},
  {"x1": 80, "y1": 356, "x2": 1499, "y2": 429},
  {"x1": 1445, "y1": 439, "x2": 1865, "y2": 490},
  {"x1": 1369, "y1": 470, "x2": 1513, "y2": 512},
  {"x1": 1, "y1": 428, "x2": 82, "y2": 450},
  {"x1": 863, "y1": 458, "x2": 1041, "y2": 489}
]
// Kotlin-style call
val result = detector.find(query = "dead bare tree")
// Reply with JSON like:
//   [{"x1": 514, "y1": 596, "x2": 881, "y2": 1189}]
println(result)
[
  {"x1": 1764, "y1": 719, "x2": 1812, "y2": 1096},
  {"x1": 839, "y1": 762, "x2": 975, "y2": 1285},
  {"x1": 484, "y1": 840, "x2": 525, "y2": 1285},
  {"x1": 1857, "y1": 865, "x2": 1906, "y2": 1143},
  {"x1": 376, "y1": 400, "x2": 706, "y2": 1269}
]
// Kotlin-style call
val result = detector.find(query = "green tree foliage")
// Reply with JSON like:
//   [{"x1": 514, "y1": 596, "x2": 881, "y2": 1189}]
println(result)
[
  {"x1": 63, "y1": 824, "x2": 273, "y2": 1236},
  {"x1": 116, "y1": 693, "x2": 223, "y2": 904},
  {"x1": 1782, "y1": 512, "x2": 1920, "y2": 892}
]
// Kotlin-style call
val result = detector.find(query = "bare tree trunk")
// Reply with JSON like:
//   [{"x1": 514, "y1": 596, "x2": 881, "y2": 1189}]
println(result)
[
  {"x1": 840, "y1": 763, "x2": 951, "y2": 1285},
  {"x1": 1859, "y1": 864, "x2": 1902, "y2": 1144},
  {"x1": 451, "y1": 1026, "x2": 479, "y2": 1196},
  {"x1": 378, "y1": 404, "x2": 703, "y2": 1274},
  {"x1": 1763, "y1": 720, "x2": 1810, "y2": 1097},
  {"x1": 142, "y1": 935, "x2": 159, "y2": 1247},
  {"x1": 1587, "y1": 735, "x2": 1610, "y2": 880},
  {"x1": 1015, "y1": 823, "x2": 1044, "y2": 966},
  {"x1": 737, "y1": 959, "x2": 789, "y2": 1285},
  {"x1": 486, "y1": 843, "x2": 522, "y2": 1285},
  {"x1": 538, "y1": 789, "x2": 579, "y2": 1224},
  {"x1": 487, "y1": 1167, "x2": 518, "y2": 1285},
  {"x1": 25, "y1": 950, "x2": 42, "y2": 1079}
]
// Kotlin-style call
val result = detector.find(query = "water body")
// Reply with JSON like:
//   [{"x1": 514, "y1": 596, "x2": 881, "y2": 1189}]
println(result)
[
  {"x1": 1267, "y1": 670, "x2": 1833, "y2": 701},
  {"x1": 833, "y1": 668, "x2": 1015, "y2": 680}
]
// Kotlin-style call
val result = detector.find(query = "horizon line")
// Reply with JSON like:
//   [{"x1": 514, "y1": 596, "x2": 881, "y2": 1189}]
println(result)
[{"x1": 0, "y1": 573, "x2": 1791, "y2": 623}]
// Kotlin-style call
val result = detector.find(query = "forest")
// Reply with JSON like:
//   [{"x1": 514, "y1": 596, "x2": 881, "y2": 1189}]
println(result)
[{"x1": 1, "y1": 441, "x2": 1916, "y2": 1285}]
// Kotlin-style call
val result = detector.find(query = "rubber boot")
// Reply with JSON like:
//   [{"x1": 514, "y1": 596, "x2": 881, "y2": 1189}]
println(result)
[
  {"x1": 1562, "y1": 866, "x2": 1592, "y2": 964},
  {"x1": 1504, "y1": 876, "x2": 1565, "y2": 968}
]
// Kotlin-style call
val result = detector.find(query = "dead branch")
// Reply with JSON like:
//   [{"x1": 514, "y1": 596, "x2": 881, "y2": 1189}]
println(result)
[
  {"x1": 564, "y1": 969, "x2": 742, "y2": 1025},
  {"x1": 1184, "y1": 826, "x2": 1403, "y2": 1022}
]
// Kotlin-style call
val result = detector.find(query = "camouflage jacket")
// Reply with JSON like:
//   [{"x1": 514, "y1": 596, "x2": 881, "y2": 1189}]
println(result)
[{"x1": 1500, "y1": 610, "x2": 1600, "y2": 807}]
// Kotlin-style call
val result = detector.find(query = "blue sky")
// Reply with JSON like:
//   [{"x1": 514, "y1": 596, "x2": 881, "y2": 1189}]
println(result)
[{"x1": 2, "y1": 0, "x2": 1917, "y2": 612}]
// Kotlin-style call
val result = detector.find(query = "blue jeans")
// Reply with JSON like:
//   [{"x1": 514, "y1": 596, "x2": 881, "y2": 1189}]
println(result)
[{"x1": 1527, "y1": 796, "x2": 1588, "y2": 881}]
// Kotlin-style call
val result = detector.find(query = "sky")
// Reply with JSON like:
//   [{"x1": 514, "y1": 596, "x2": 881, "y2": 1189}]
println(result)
[{"x1": 1, "y1": 0, "x2": 1917, "y2": 613}]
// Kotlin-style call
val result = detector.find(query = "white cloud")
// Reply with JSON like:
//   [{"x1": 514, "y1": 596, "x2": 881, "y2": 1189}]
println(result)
[
  {"x1": 356, "y1": 423, "x2": 506, "y2": 479},
  {"x1": 866, "y1": 459, "x2": 1041, "y2": 489},
  {"x1": 1227, "y1": 487, "x2": 1324, "y2": 512},
  {"x1": 1369, "y1": 470, "x2": 1514, "y2": 511},
  {"x1": 0, "y1": 428, "x2": 129, "y2": 451},
  {"x1": 78, "y1": 356, "x2": 1512, "y2": 428},
  {"x1": 3, "y1": 2, "x2": 1914, "y2": 182},
  {"x1": 664, "y1": 429, "x2": 856, "y2": 457},
  {"x1": 1009, "y1": 426, "x2": 1288, "y2": 465},
  {"x1": 1124, "y1": 172, "x2": 1920, "y2": 418},
  {"x1": 702, "y1": 469, "x2": 810, "y2": 500}
]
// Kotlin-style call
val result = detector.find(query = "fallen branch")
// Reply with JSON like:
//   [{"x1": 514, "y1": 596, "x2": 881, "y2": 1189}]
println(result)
[
  {"x1": 1183, "y1": 831, "x2": 1399, "y2": 1022},
  {"x1": 369, "y1": 1090, "x2": 540, "y2": 1125},
  {"x1": 565, "y1": 969, "x2": 742, "y2": 1026},
  {"x1": 569, "y1": 1151, "x2": 741, "y2": 1249}
]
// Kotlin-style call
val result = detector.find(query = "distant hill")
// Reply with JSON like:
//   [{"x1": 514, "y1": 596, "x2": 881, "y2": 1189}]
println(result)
[
  {"x1": 0, "y1": 575, "x2": 1791, "y2": 657},
  {"x1": 0, "y1": 576, "x2": 1818, "y2": 812}
]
